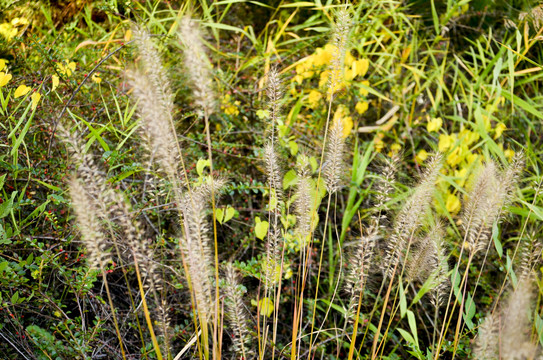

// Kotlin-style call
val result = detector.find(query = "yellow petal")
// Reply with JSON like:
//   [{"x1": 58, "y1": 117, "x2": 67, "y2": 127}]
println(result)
[
  {"x1": 0, "y1": 59, "x2": 6, "y2": 72},
  {"x1": 353, "y1": 59, "x2": 369, "y2": 78},
  {"x1": 124, "y1": 29, "x2": 132, "y2": 42},
  {"x1": 31, "y1": 92, "x2": 41, "y2": 110},
  {"x1": 355, "y1": 101, "x2": 369, "y2": 114},
  {"x1": 52, "y1": 75, "x2": 59, "y2": 91},
  {"x1": 14, "y1": 84, "x2": 31, "y2": 98},
  {"x1": 416, "y1": 149, "x2": 429, "y2": 163},
  {"x1": 427, "y1": 117, "x2": 443, "y2": 132},
  {"x1": 0, "y1": 72, "x2": 12, "y2": 87},
  {"x1": 494, "y1": 123, "x2": 507, "y2": 139},
  {"x1": 342, "y1": 116, "x2": 353, "y2": 138},
  {"x1": 446, "y1": 192, "x2": 461, "y2": 213},
  {"x1": 67, "y1": 62, "x2": 76, "y2": 73},
  {"x1": 360, "y1": 80, "x2": 370, "y2": 96},
  {"x1": 91, "y1": 73, "x2": 101, "y2": 84}
]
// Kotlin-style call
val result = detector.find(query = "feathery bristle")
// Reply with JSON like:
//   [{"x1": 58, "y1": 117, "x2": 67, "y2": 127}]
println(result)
[
  {"x1": 178, "y1": 16, "x2": 215, "y2": 116},
  {"x1": 462, "y1": 156, "x2": 523, "y2": 255},
  {"x1": 223, "y1": 263, "x2": 254, "y2": 359},
  {"x1": 324, "y1": 116, "x2": 346, "y2": 193},
  {"x1": 473, "y1": 314, "x2": 499, "y2": 360},
  {"x1": 343, "y1": 227, "x2": 378, "y2": 324},
  {"x1": 179, "y1": 179, "x2": 225, "y2": 321},
  {"x1": 327, "y1": 8, "x2": 351, "y2": 96},
  {"x1": 382, "y1": 154, "x2": 442, "y2": 278},
  {"x1": 294, "y1": 156, "x2": 313, "y2": 242},
  {"x1": 69, "y1": 177, "x2": 110, "y2": 269},
  {"x1": 127, "y1": 68, "x2": 180, "y2": 191},
  {"x1": 266, "y1": 67, "x2": 283, "y2": 131},
  {"x1": 500, "y1": 277, "x2": 538, "y2": 360}
]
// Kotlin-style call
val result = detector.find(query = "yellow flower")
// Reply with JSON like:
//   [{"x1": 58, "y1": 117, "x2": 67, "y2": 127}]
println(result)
[
  {"x1": 341, "y1": 116, "x2": 353, "y2": 138},
  {"x1": 355, "y1": 101, "x2": 368, "y2": 114},
  {"x1": 91, "y1": 73, "x2": 102, "y2": 84},
  {"x1": 344, "y1": 67, "x2": 355, "y2": 82},
  {"x1": 459, "y1": 129, "x2": 480, "y2": 145},
  {"x1": 504, "y1": 149, "x2": 515, "y2": 160},
  {"x1": 345, "y1": 52, "x2": 355, "y2": 67},
  {"x1": 0, "y1": 59, "x2": 6, "y2": 72},
  {"x1": 313, "y1": 44, "x2": 335, "y2": 66},
  {"x1": 51, "y1": 75, "x2": 59, "y2": 91},
  {"x1": 307, "y1": 90, "x2": 322, "y2": 108},
  {"x1": 447, "y1": 147, "x2": 462, "y2": 167},
  {"x1": 454, "y1": 167, "x2": 468, "y2": 187},
  {"x1": 352, "y1": 59, "x2": 369, "y2": 78},
  {"x1": 445, "y1": 192, "x2": 461, "y2": 213},
  {"x1": 57, "y1": 61, "x2": 76, "y2": 77},
  {"x1": 494, "y1": 123, "x2": 507, "y2": 139},
  {"x1": 427, "y1": 117, "x2": 442, "y2": 132},
  {"x1": 359, "y1": 80, "x2": 370, "y2": 96},
  {"x1": 11, "y1": 17, "x2": 29, "y2": 26},
  {"x1": 0, "y1": 72, "x2": 12, "y2": 87},
  {"x1": 319, "y1": 71, "x2": 330, "y2": 88},
  {"x1": 124, "y1": 29, "x2": 132, "y2": 42},
  {"x1": 465, "y1": 152, "x2": 478, "y2": 165},
  {"x1": 14, "y1": 84, "x2": 31, "y2": 98},
  {"x1": 438, "y1": 134, "x2": 455, "y2": 152},
  {"x1": 390, "y1": 143, "x2": 402, "y2": 154},
  {"x1": 374, "y1": 134, "x2": 385, "y2": 152},
  {"x1": 294, "y1": 74, "x2": 304, "y2": 84},
  {"x1": 0, "y1": 23, "x2": 17, "y2": 41},
  {"x1": 31, "y1": 92, "x2": 41, "y2": 110},
  {"x1": 416, "y1": 149, "x2": 429, "y2": 163}
]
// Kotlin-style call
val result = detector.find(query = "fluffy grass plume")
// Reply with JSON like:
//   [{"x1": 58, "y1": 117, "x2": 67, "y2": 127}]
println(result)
[
  {"x1": 324, "y1": 116, "x2": 346, "y2": 194},
  {"x1": 382, "y1": 154, "x2": 442, "y2": 278},
  {"x1": 473, "y1": 313, "x2": 499, "y2": 360},
  {"x1": 223, "y1": 263, "x2": 254, "y2": 359},
  {"x1": 500, "y1": 277, "x2": 539, "y2": 359},
  {"x1": 462, "y1": 155, "x2": 523, "y2": 254},
  {"x1": 69, "y1": 176, "x2": 110, "y2": 269},
  {"x1": 327, "y1": 8, "x2": 351, "y2": 96},
  {"x1": 179, "y1": 179, "x2": 225, "y2": 321},
  {"x1": 178, "y1": 16, "x2": 215, "y2": 116},
  {"x1": 343, "y1": 227, "x2": 378, "y2": 323},
  {"x1": 294, "y1": 155, "x2": 314, "y2": 242}
]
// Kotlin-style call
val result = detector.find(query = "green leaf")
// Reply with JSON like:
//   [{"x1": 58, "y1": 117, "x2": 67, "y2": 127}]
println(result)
[
  {"x1": 492, "y1": 222, "x2": 502, "y2": 258},
  {"x1": 283, "y1": 169, "x2": 297, "y2": 189},
  {"x1": 255, "y1": 220, "x2": 269, "y2": 240},
  {"x1": 11, "y1": 291, "x2": 19, "y2": 304},
  {"x1": 535, "y1": 313, "x2": 543, "y2": 347},
  {"x1": 197, "y1": 159, "x2": 210, "y2": 176},
  {"x1": 397, "y1": 328, "x2": 416, "y2": 345},
  {"x1": 400, "y1": 282, "x2": 407, "y2": 318},
  {"x1": 215, "y1": 208, "x2": 225, "y2": 224},
  {"x1": 288, "y1": 140, "x2": 298, "y2": 156},
  {"x1": 464, "y1": 292, "x2": 476, "y2": 330},
  {"x1": 224, "y1": 206, "x2": 235, "y2": 223},
  {"x1": 0, "y1": 174, "x2": 5, "y2": 190},
  {"x1": 407, "y1": 310, "x2": 419, "y2": 346},
  {"x1": 0, "y1": 191, "x2": 17, "y2": 219}
]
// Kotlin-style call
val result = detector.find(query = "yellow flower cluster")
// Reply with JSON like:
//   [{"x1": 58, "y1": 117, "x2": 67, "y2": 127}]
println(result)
[
  {"x1": 220, "y1": 94, "x2": 240, "y2": 116},
  {"x1": 418, "y1": 113, "x2": 515, "y2": 214},
  {"x1": 0, "y1": 17, "x2": 28, "y2": 41}
]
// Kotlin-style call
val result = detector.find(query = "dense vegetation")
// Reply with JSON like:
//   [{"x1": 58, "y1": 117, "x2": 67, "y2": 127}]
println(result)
[{"x1": 1, "y1": 1, "x2": 543, "y2": 359}]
